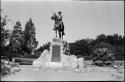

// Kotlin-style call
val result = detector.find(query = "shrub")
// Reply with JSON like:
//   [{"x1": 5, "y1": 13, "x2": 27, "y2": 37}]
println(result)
[
  {"x1": 0, "y1": 60, "x2": 11, "y2": 78},
  {"x1": 92, "y1": 48, "x2": 115, "y2": 66},
  {"x1": 0, "y1": 60, "x2": 21, "y2": 79}
]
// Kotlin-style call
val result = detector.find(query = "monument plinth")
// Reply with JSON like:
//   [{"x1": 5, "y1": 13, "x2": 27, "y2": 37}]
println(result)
[{"x1": 33, "y1": 38, "x2": 84, "y2": 69}]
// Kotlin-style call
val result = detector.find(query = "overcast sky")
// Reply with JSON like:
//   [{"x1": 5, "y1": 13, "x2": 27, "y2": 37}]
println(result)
[{"x1": 1, "y1": 0, "x2": 124, "y2": 47}]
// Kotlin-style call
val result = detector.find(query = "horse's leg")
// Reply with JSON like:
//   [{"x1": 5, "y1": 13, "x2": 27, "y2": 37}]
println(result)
[
  {"x1": 62, "y1": 31, "x2": 63, "y2": 39},
  {"x1": 62, "y1": 28, "x2": 64, "y2": 38},
  {"x1": 60, "y1": 28, "x2": 63, "y2": 39},
  {"x1": 55, "y1": 30, "x2": 57, "y2": 38},
  {"x1": 58, "y1": 30, "x2": 60, "y2": 38},
  {"x1": 58, "y1": 30, "x2": 61, "y2": 38},
  {"x1": 62, "y1": 31, "x2": 64, "y2": 39},
  {"x1": 60, "y1": 30, "x2": 62, "y2": 39},
  {"x1": 62, "y1": 35, "x2": 63, "y2": 39},
  {"x1": 57, "y1": 29, "x2": 59, "y2": 36},
  {"x1": 62, "y1": 23, "x2": 65, "y2": 35}
]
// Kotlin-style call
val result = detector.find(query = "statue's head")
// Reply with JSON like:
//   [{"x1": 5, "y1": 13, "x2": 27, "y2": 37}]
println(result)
[{"x1": 58, "y1": 11, "x2": 62, "y2": 15}]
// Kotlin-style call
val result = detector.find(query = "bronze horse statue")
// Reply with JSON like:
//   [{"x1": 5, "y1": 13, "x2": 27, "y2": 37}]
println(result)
[{"x1": 51, "y1": 13, "x2": 65, "y2": 39}]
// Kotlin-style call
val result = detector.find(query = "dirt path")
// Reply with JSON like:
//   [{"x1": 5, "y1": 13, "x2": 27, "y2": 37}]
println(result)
[{"x1": 2, "y1": 65, "x2": 124, "y2": 81}]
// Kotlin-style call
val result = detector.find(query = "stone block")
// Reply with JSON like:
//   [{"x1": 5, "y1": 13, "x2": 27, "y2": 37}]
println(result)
[
  {"x1": 51, "y1": 42, "x2": 62, "y2": 46},
  {"x1": 33, "y1": 60, "x2": 42, "y2": 67},
  {"x1": 45, "y1": 62, "x2": 63, "y2": 68},
  {"x1": 77, "y1": 58, "x2": 84, "y2": 69},
  {"x1": 53, "y1": 38, "x2": 64, "y2": 42},
  {"x1": 62, "y1": 60, "x2": 70, "y2": 68}
]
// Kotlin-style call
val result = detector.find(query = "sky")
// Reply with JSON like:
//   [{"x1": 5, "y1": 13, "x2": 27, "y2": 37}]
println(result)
[{"x1": 1, "y1": 0, "x2": 124, "y2": 48}]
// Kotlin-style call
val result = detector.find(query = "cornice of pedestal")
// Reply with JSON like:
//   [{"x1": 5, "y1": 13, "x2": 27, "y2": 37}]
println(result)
[
  {"x1": 52, "y1": 38, "x2": 65, "y2": 43},
  {"x1": 51, "y1": 42, "x2": 63, "y2": 46}
]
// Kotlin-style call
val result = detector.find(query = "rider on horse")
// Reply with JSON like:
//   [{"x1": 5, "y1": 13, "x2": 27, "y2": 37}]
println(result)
[{"x1": 53, "y1": 11, "x2": 65, "y2": 35}]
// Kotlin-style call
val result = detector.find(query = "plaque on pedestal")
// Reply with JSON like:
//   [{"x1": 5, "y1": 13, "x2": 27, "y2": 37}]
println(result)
[{"x1": 51, "y1": 45, "x2": 61, "y2": 62}]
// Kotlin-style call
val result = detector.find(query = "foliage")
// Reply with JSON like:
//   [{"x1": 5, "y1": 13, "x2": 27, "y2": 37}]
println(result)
[
  {"x1": 9, "y1": 21, "x2": 24, "y2": 59},
  {"x1": 36, "y1": 42, "x2": 50, "y2": 53},
  {"x1": 94, "y1": 42, "x2": 115, "y2": 52},
  {"x1": 24, "y1": 42, "x2": 51, "y2": 58},
  {"x1": 69, "y1": 39, "x2": 93, "y2": 57},
  {"x1": 96, "y1": 34, "x2": 107, "y2": 43},
  {"x1": 114, "y1": 45, "x2": 124, "y2": 60},
  {"x1": 69, "y1": 34, "x2": 124, "y2": 61},
  {"x1": 0, "y1": 60, "x2": 20, "y2": 78},
  {"x1": 7, "y1": 18, "x2": 39, "y2": 59},
  {"x1": 22, "y1": 52, "x2": 40, "y2": 58},
  {"x1": 1, "y1": 46, "x2": 10, "y2": 59},
  {"x1": 95, "y1": 34, "x2": 124, "y2": 60},
  {"x1": 63, "y1": 41, "x2": 70, "y2": 55},
  {"x1": 23, "y1": 18, "x2": 38, "y2": 54},
  {"x1": 0, "y1": 9, "x2": 11, "y2": 60},
  {"x1": 0, "y1": 9, "x2": 10, "y2": 46},
  {"x1": 0, "y1": 61, "x2": 11, "y2": 78},
  {"x1": 1, "y1": 10, "x2": 12, "y2": 78},
  {"x1": 92, "y1": 48, "x2": 115, "y2": 66},
  {"x1": 0, "y1": 28, "x2": 10, "y2": 46},
  {"x1": 42, "y1": 42, "x2": 51, "y2": 51}
]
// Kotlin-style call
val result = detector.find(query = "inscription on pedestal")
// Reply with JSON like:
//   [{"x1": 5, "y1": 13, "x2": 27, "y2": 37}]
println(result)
[{"x1": 51, "y1": 45, "x2": 61, "y2": 62}]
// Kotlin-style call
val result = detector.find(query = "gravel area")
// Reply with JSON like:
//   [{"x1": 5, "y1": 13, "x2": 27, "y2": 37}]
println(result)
[{"x1": 1, "y1": 65, "x2": 124, "y2": 81}]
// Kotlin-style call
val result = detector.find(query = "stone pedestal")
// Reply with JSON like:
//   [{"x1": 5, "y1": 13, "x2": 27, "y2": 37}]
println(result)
[
  {"x1": 33, "y1": 38, "x2": 84, "y2": 69},
  {"x1": 33, "y1": 38, "x2": 64, "y2": 68}
]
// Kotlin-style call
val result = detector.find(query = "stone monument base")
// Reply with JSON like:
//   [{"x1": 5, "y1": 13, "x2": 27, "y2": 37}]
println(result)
[{"x1": 33, "y1": 38, "x2": 84, "y2": 69}]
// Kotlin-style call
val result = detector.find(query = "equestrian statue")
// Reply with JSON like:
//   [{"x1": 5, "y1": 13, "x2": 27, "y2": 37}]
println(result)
[{"x1": 51, "y1": 11, "x2": 65, "y2": 39}]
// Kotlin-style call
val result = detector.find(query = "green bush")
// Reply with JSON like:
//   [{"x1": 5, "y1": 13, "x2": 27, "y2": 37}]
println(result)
[
  {"x1": 0, "y1": 61, "x2": 11, "y2": 78},
  {"x1": 0, "y1": 60, "x2": 21, "y2": 78},
  {"x1": 92, "y1": 48, "x2": 115, "y2": 66}
]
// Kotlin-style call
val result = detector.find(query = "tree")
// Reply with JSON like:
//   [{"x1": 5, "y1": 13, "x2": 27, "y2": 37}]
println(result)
[
  {"x1": 9, "y1": 21, "x2": 23, "y2": 60},
  {"x1": 117, "y1": 35, "x2": 124, "y2": 45},
  {"x1": 1, "y1": 9, "x2": 10, "y2": 46},
  {"x1": 1, "y1": 9, "x2": 11, "y2": 59},
  {"x1": 0, "y1": 9, "x2": 12, "y2": 78},
  {"x1": 96, "y1": 34, "x2": 107, "y2": 43},
  {"x1": 106, "y1": 35, "x2": 114, "y2": 45},
  {"x1": 23, "y1": 18, "x2": 38, "y2": 54},
  {"x1": 69, "y1": 39, "x2": 92, "y2": 57},
  {"x1": 36, "y1": 42, "x2": 50, "y2": 53}
]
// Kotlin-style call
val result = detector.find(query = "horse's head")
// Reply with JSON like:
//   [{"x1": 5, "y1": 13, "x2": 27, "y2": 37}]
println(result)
[{"x1": 51, "y1": 13, "x2": 58, "y2": 21}]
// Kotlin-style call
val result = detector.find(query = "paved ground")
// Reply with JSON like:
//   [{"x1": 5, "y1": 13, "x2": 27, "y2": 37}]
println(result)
[{"x1": 2, "y1": 65, "x2": 124, "y2": 81}]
